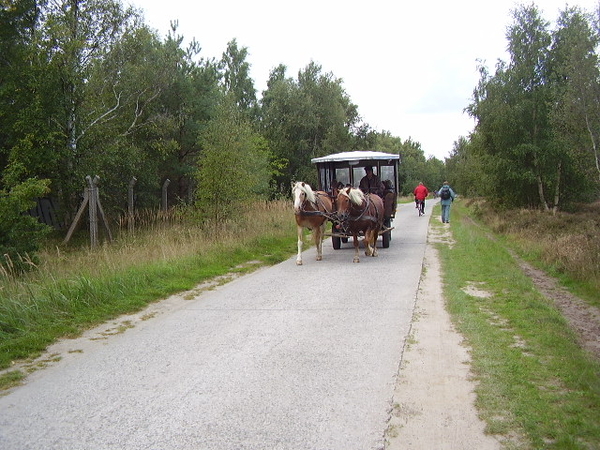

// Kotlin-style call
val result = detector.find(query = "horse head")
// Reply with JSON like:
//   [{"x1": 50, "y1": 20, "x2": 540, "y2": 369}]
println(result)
[
  {"x1": 292, "y1": 181, "x2": 316, "y2": 213},
  {"x1": 335, "y1": 187, "x2": 365, "y2": 224}
]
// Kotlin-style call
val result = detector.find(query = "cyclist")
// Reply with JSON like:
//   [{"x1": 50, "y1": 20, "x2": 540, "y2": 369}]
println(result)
[{"x1": 413, "y1": 182, "x2": 429, "y2": 216}]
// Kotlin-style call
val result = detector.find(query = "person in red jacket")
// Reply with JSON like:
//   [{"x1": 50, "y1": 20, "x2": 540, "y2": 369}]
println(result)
[{"x1": 413, "y1": 182, "x2": 429, "y2": 216}]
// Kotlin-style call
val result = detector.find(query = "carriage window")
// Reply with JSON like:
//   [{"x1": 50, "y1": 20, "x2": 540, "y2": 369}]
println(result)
[
  {"x1": 319, "y1": 167, "x2": 331, "y2": 191},
  {"x1": 335, "y1": 168, "x2": 349, "y2": 187},
  {"x1": 352, "y1": 167, "x2": 362, "y2": 187},
  {"x1": 380, "y1": 166, "x2": 395, "y2": 188},
  {"x1": 352, "y1": 166, "x2": 378, "y2": 187}
]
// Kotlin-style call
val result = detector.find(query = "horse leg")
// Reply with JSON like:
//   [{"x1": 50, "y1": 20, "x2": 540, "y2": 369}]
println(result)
[
  {"x1": 353, "y1": 233, "x2": 360, "y2": 263},
  {"x1": 296, "y1": 225, "x2": 304, "y2": 265},
  {"x1": 364, "y1": 229, "x2": 378, "y2": 257},
  {"x1": 315, "y1": 223, "x2": 324, "y2": 261},
  {"x1": 371, "y1": 230, "x2": 379, "y2": 257}
]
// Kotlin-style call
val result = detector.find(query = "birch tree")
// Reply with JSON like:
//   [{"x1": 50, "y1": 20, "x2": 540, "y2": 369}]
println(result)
[{"x1": 550, "y1": 6, "x2": 600, "y2": 191}]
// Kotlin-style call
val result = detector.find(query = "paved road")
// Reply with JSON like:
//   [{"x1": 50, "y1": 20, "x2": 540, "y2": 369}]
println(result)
[{"x1": 0, "y1": 200, "x2": 438, "y2": 450}]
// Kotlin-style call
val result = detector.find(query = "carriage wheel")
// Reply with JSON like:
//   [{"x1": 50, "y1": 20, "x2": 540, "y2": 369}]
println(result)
[
  {"x1": 388, "y1": 218, "x2": 393, "y2": 241},
  {"x1": 382, "y1": 230, "x2": 390, "y2": 248},
  {"x1": 332, "y1": 235, "x2": 341, "y2": 250}
]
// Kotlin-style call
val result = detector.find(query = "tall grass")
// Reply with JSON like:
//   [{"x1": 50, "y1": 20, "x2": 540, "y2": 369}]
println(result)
[
  {"x1": 0, "y1": 200, "x2": 297, "y2": 371},
  {"x1": 467, "y1": 199, "x2": 600, "y2": 307}
]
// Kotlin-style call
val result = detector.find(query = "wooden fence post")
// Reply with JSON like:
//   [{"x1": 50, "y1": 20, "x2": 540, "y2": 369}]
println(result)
[
  {"x1": 63, "y1": 175, "x2": 112, "y2": 247},
  {"x1": 87, "y1": 176, "x2": 98, "y2": 248},
  {"x1": 128, "y1": 177, "x2": 137, "y2": 232},
  {"x1": 162, "y1": 179, "x2": 170, "y2": 212},
  {"x1": 95, "y1": 176, "x2": 113, "y2": 243},
  {"x1": 63, "y1": 187, "x2": 89, "y2": 245}
]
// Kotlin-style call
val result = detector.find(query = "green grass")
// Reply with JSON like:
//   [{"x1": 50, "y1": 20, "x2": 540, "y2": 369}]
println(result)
[
  {"x1": 434, "y1": 201, "x2": 600, "y2": 449},
  {"x1": 0, "y1": 370, "x2": 25, "y2": 391}
]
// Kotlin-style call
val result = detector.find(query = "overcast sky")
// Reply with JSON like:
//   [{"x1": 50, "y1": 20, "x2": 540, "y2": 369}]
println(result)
[{"x1": 128, "y1": 0, "x2": 599, "y2": 160}]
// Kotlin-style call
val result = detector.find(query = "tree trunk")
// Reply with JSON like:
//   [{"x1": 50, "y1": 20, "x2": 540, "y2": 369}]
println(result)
[
  {"x1": 536, "y1": 173, "x2": 549, "y2": 211},
  {"x1": 533, "y1": 152, "x2": 550, "y2": 211},
  {"x1": 584, "y1": 114, "x2": 600, "y2": 182},
  {"x1": 532, "y1": 107, "x2": 550, "y2": 211},
  {"x1": 65, "y1": 0, "x2": 80, "y2": 168},
  {"x1": 552, "y1": 161, "x2": 561, "y2": 215}
]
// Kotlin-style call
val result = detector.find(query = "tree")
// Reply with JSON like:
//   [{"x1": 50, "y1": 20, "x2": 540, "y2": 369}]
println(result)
[
  {"x1": 395, "y1": 138, "x2": 427, "y2": 195},
  {"x1": 0, "y1": 0, "x2": 42, "y2": 185},
  {"x1": 220, "y1": 39, "x2": 257, "y2": 118},
  {"x1": 0, "y1": 4, "x2": 64, "y2": 260},
  {"x1": 445, "y1": 135, "x2": 490, "y2": 197},
  {"x1": 260, "y1": 62, "x2": 358, "y2": 193},
  {"x1": 154, "y1": 33, "x2": 222, "y2": 206},
  {"x1": 1, "y1": 0, "x2": 143, "y2": 216},
  {"x1": 467, "y1": 4, "x2": 563, "y2": 209},
  {"x1": 549, "y1": 6, "x2": 600, "y2": 202},
  {"x1": 465, "y1": 3, "x2": 600, "y2": 209},
  {"x1": 74, "y1": 24, "x2": 178, "y2": 212},
  {"x1": 84, "y1": 23, "x2": 222, "y2": 212},
  {"x1": 196, "y1": 95, "x2": 269, "y2": 223},
  {"x1": 506, "y1": 4, "x2": 557, "y2": 209},
  {"x1": 2, "y1": 2, "x2": 225, "y2": 219}
]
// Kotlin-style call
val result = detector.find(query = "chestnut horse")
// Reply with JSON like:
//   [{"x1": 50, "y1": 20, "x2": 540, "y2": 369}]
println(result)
[
  {"x1": 292, "y1": 181, "x2": 334, "y2": 265},
  {"x1": 335, "y1": 187, "x2": 384, "y2": 263}
]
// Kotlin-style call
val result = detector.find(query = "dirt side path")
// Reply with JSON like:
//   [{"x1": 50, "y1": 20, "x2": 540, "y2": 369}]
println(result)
[
  {"x1": 464, "y1": 215, "x2": 600, "y2": 361},
  {"x1": 385, "y1": 227, "x2": 502, "y2": 449}
]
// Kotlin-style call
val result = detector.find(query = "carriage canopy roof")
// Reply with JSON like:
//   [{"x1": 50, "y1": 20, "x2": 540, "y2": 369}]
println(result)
[{"x1": 311, "y1": 151, "x2": 400, "y2": 164}]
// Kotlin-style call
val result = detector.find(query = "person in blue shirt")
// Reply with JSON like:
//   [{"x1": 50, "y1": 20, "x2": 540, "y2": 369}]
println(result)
[{"x1": 437, "y1": 181, "x2": 456, "y2": 224}]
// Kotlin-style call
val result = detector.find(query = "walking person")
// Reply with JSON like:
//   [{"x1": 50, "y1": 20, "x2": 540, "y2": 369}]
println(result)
[
  {"x1": 437, "y1": 181, "x2": 456, "y2": 223},
  {"x1": 413, "y1": 182, "x2": 429, "y2": 216}
]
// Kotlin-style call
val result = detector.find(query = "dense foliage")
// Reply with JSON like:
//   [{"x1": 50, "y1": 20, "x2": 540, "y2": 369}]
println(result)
[
  {"x1": 2, "y1": 0, "x2": 600, "y2": 271},
  {"x1": 456, "y1": 4, "x2": 600, "y2": 209},
  {"x1": 0, "y1": 178, "x2": 51, "y2": 273},
  {"x1": 0, "y1": 0, "x2": 441, "y2": 213}
]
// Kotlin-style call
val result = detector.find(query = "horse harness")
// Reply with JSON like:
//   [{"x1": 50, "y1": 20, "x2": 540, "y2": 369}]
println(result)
[
  {"x1": 296, "y1": 191, "x2": 330, "y2": 217},
  {"x1": 346, "y1": 195, "x2": 382, "y2": 224}
]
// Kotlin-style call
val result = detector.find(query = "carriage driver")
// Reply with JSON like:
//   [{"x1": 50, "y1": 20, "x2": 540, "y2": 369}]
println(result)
[{"x1": 359, "y1": 166, "x2": 384, "y2": 197}]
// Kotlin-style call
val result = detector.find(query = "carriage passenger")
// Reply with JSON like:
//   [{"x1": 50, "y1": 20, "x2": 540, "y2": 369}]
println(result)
[
  {"x1": 383, "y1": 180, "x2": 397, "y2": 218},
  {"x1": 330, "y1": 179, "x2": 344, "y2": 199}
]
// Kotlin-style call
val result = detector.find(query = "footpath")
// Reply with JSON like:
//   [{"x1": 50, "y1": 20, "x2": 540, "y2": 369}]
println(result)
[{"x1": 385, "y1": 223, "x2": 502, "y2": 449}]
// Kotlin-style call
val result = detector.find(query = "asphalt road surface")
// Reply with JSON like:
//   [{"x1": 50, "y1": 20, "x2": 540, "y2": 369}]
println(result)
[{"x1": 0, "y1": 199, "x2": 438, "y2": 450}]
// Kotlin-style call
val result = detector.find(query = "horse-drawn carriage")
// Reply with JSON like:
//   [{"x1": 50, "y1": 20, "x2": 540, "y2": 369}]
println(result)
[{"x1": 292, "y1": 151, "x2": 400, "y2": 264}]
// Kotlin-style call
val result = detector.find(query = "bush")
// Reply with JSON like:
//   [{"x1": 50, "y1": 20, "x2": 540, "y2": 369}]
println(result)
[{"x1": 0, "y1": 178, "x2": 51, "y2": 274}]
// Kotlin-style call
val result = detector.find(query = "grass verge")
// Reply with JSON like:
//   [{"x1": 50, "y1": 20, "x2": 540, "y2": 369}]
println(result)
[{"x1": 434, "y1": 201, "x2": 600, "y2": 449}]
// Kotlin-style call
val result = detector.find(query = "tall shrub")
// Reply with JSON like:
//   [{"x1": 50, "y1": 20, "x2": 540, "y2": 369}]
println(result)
[{"x1": 0, "y1": 178, "x2": 51, "y2": 274}]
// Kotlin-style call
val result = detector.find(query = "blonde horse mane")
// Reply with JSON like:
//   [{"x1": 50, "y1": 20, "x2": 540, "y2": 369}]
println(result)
[
  {"x1": 292, "y1": 181, "x2": 317, "y2": 204},
  {"x1": 340, "y1": 187, "x2": 366, "y2": 205}
]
